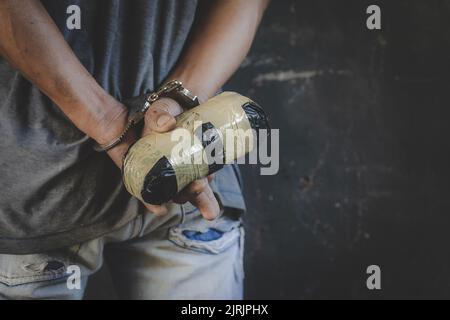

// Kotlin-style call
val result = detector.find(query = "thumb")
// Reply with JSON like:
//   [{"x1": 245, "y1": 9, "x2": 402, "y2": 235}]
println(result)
[
  {"x1": 190, "y1": 184, "x2": 221, "y2": 221},
  {"x1": 143, "y1": 97, "x2": 183, "y2": 135},
  {"x1": 143, "y1": 202, "x2": 168, "y2": 217}
]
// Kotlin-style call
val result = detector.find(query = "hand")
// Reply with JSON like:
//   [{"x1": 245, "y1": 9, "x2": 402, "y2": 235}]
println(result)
[{"x1": 141, "y1": 97, "x2": 221, "y2": 220}]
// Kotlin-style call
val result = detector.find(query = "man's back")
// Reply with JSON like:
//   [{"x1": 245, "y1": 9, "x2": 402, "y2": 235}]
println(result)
[
  {"x1": 0, "y1": 0, "x2": 268, "y2": 299},
  {"x1": 0, "y1": 0, "x2": 200, "y2": 253}
]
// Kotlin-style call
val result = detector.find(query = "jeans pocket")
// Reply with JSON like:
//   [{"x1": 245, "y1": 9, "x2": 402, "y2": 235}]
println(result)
[
  {"x1": 0, "y1": 251, "x2": 71, "y2": 287},
  {"x1": 168, "y1": 210, "x2": 243, "y2": 255}
]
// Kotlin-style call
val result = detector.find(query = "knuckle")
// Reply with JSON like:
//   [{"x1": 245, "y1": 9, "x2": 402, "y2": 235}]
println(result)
[
  {"x1": 145, "y1": 107, "x2": 160, "y2": 121},
  {"x1": 190, "y1": 180, "x2": 207, "y2": 193},
  {"x1": 153, "y1": 98, "x2": 179, "y2": 113}
]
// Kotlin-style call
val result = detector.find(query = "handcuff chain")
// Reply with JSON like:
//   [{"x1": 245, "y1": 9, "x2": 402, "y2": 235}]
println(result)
[
  {"x1": 94, "y1": 80, "x2": 185, "y2": 152},
  {"x1": 146, "y1": 80, "x2": 183, "y2": 104}
]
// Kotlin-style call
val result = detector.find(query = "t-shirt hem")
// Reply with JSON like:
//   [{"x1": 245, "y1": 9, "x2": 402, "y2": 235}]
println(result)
[{"x1": 0, "y1": 212, "x2": 139, "y2": 255}]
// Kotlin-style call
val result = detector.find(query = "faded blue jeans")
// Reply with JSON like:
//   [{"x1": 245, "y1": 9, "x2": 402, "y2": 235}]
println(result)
[{"x1": 0, "y1": 201, "x2": 244, "y2": 300}]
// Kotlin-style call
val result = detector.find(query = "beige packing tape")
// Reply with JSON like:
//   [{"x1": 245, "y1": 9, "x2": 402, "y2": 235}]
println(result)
[{"x1": 123, "y1": 92, "x2": 255, "y2": 203}]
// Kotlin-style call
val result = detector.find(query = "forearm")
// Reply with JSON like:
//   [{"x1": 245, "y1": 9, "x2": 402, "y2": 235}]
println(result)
[
  {"x1": 168, "y1": 0, "x2": 270, "y2": 102},
  {"x1": 0, "y1": 0, "x2": 126, "y2": 148}
]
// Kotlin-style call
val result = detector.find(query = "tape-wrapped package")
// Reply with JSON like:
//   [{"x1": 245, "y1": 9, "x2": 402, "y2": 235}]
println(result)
[{"x1": 123, "y1": 91, "x2": 269, "y2": 205}]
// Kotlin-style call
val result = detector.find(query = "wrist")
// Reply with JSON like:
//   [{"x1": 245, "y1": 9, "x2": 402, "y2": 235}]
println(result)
[
  {"x1": 89, "y1": 94, "x2": 138, "y2": 167},
  {"x1": 91, "y1": 95, "x2": 129, "y2": 146},
  {"x1": 165, "y1": 73, "x2": 215, "y2": 104},
  {"x1": 106, "y1": 127, "x2": 137, "y2": 168}
]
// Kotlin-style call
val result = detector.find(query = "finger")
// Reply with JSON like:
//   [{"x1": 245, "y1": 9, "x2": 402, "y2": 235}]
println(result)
[
  {"x1": 173, "y1": 178, "x2": 208, "y2": 204},
  {"x1": 185, "y1": 178, "x2": 209, "y2": 195},
  {"x1": 143, "y1": 202, "x2": 168, "y2": 217},
  {"x1": 143, "y1": 97, "x2": 183, "y2": 135},
  {"x1": 207, "y1": 174, "x2": 215, "y2": 183},
  {"x1": 190, "y1": 184, "x2": 220, "y2": 221}
]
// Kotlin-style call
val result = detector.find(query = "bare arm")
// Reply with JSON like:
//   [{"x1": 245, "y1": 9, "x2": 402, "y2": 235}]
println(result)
[
  {"x1": 168, "y1": 0, "x2": 270, "y2": 101},
  {"x1": 0, "y1": 0, "x2": 131, "y2": 167}
]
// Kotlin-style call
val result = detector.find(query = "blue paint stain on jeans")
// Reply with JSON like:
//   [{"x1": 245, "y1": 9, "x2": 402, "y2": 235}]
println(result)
[{"x1": 182, "y1": 228, "x2": 224, "y2": 241}]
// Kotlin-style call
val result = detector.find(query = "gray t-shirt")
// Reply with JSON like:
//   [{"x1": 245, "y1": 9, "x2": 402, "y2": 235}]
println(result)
[{"x1": 0, "y1": 0, "x2": 245, "y2": 254}]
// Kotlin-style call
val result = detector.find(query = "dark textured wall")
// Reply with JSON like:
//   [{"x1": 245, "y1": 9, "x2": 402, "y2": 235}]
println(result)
[
  {"x1": 86, "y1": 0, "x2": 450, "y2": 299},
  {"x1": 224, "y1": 0, "x2": 450, "y2": 299}
]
